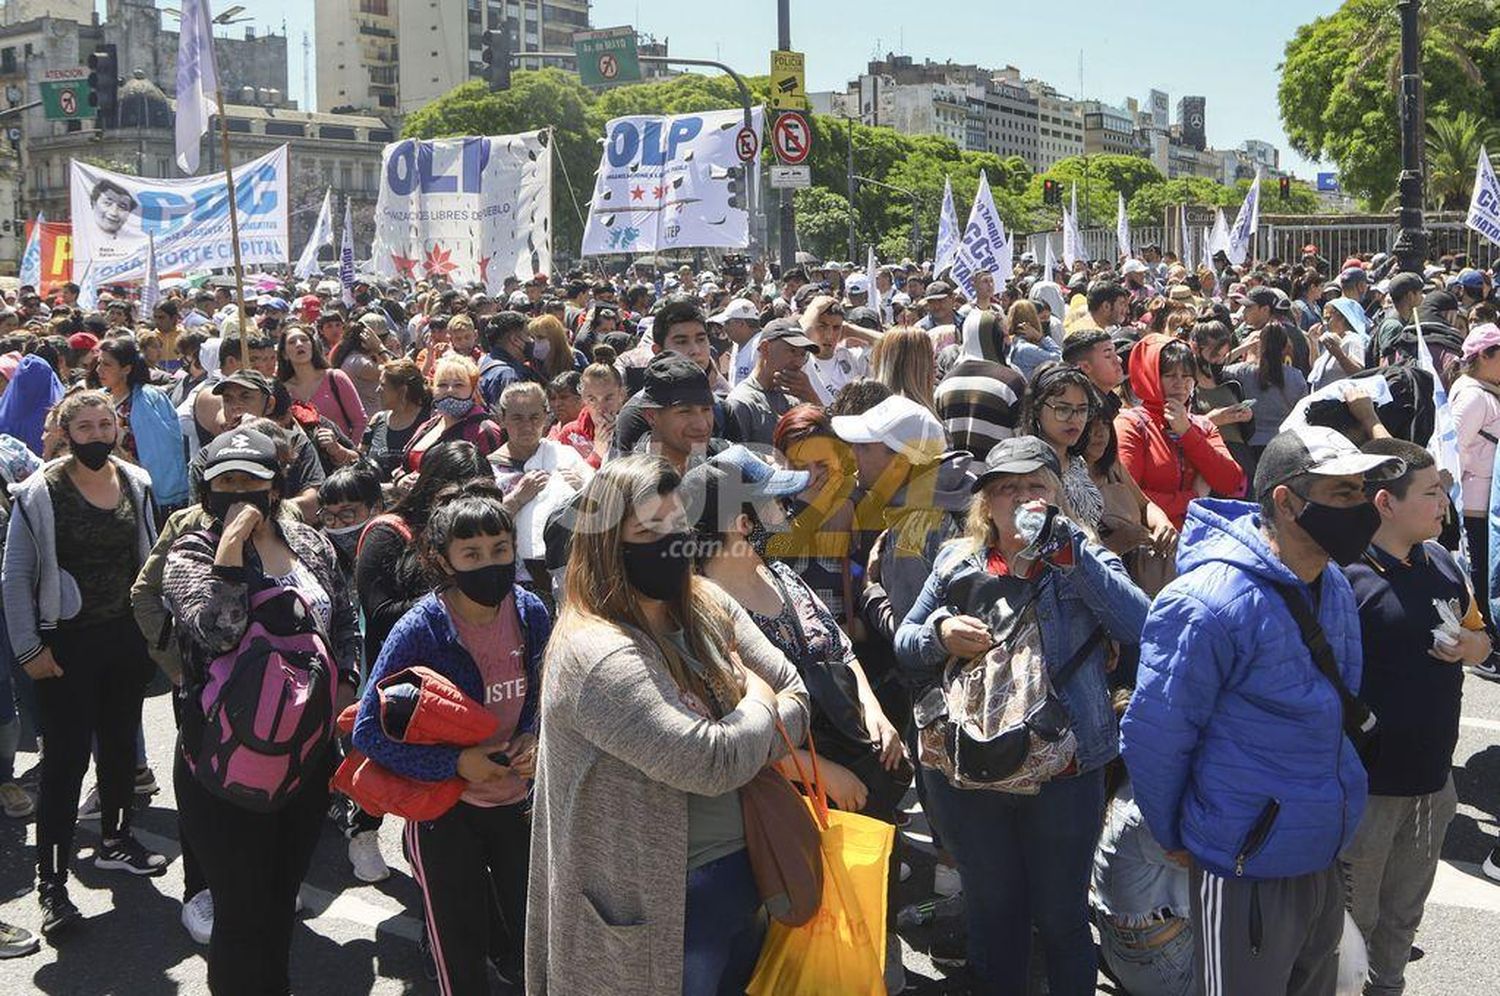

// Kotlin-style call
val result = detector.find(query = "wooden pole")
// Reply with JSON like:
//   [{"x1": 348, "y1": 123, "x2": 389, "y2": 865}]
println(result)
[{"x1": 212, "y1": 83, "x2": 249, "y2": 369}]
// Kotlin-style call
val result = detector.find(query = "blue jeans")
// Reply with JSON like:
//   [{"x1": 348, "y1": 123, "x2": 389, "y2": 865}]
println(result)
[
  {"x1": 1097, "y1": 915, "x2": 1194, "y2": 996},
  {"x1": 919, "y1": 765, "x2": 1106, "y2": 996},
  {"x1": 682, "y1": 849, "x2": 766, "y2": 996}
]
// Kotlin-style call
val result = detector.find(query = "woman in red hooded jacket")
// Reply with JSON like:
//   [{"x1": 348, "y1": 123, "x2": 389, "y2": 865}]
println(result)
[{"x1": 1114, "y1": 333, "x2": 1245, "y2": 528}]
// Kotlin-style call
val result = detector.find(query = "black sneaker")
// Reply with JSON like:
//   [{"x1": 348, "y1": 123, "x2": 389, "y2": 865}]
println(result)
[
  {"x1": 928, "y1": 923, "x2": 968, "y2": 969},
  {"x1": 1468, "y1": 652, "x2": 1500, "y2": 681},
  {"x1": 38, "y1": 882, "x2": 81, "y2": 937},
  {"x1": 0, "y1": 920, "x2": 40, "y2": 958},
  {"x1": 95, "y1": 835, "x2": 168, "y2": 876},
  {"x1": 417, "y1": 928, "x2": 439, "y2": 982}
]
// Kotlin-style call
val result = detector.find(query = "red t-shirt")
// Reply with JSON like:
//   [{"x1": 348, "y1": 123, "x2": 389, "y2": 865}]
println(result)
[{"x1": 447, "y1": 592, "x2": 529, "y2": 807}]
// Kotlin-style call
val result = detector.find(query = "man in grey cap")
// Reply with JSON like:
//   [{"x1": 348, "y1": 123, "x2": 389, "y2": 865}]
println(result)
[
  {"x1": 918, "y1": 281, "x2": 957, "y2": 331},
  {"x1": 724, "y1": 319, "x2": 819, "y2": 446}
]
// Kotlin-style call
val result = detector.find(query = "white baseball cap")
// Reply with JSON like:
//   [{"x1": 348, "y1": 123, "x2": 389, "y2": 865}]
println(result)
[
  {"x1": 1121, "y1": 259, "x2": 1149, "y2": 275},
  {"x1": 709, "y1": 298, "x2": 761, "y2": 325},
  {"x1": 831, "y1": 396, "x2": 947, "y2": 465},
  {"x1": 846, "y1": 274, "x2": 870, "y2": 295}
]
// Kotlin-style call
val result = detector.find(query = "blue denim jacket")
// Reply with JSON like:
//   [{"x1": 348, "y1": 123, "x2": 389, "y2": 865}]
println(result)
[{"x1": 894, "y1": 532, "x2": 1148, "y2": 774}]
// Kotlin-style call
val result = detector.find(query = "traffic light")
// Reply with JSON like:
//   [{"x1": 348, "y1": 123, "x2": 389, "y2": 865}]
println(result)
[
  {"x1": 480, "y1": 25, "x2": 512, "y2": 90},
  {"x1": 1043, "y1": 179, "x2": 1059, "y2": 205},
  {"x1": 727, "y1": 167, "x2": 746, "y2": 210},
  {"x1": 1279, "y1": 176, "x2": 1292, "y2": 201},
  {"x1": 88, "y1": 44, "x2": 119, "y2": 126}
]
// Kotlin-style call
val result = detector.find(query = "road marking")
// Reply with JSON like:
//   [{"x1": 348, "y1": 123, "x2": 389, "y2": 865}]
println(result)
[
  {"x1": 1460, "y1": 716, "x2": 1500, "y2": 733},
  {"x1": 1429, "y1": 861, "x2": 1500, "y2": 913}
]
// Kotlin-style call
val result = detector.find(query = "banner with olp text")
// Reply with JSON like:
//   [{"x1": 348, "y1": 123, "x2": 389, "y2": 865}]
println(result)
[
  {"x1": 581, "y1": 106, "x2": 765, "y2": 256},
  {"x1": 69, "y1": 145, "x2": 289, "y2": 284},
  {"x1": 371, "y1": 132, "x2": 552, "y2": 292}
]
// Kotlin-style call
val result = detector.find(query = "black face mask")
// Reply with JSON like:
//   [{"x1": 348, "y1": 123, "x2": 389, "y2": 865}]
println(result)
[
  {"x1": 1294, "y1": 496, "x2": 1380, "y2": 566},
  {"x1": 622, "y1": 532, "x2": 692, "y2": 601},
  {"x1": 448, "y1": 561, "x2": 515, "y2": 608},
  {"x1": 70, "y1": 438, "x2": 114, "y2": 471},
  {"x1": 203, "y1": 489, "x2": 272, "y2": 522}
]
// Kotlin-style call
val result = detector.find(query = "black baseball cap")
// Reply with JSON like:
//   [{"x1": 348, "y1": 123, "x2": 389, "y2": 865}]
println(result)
[
  {"x1": 640, "y1": 351, "x2": 712, "y2": 409},
  {"x1": 211, "y1": 370, "x2": 273, "y2": 397},
  {"x1": 201, "y1": 427, "x2": 278, "y2": 481},
  {"x1": 923, "y1": 281, "x2": 954, "y2": 301},
  {"x1": 760, "y1": 318, "x2": 817, "y2": 351},
  {"x1": 1062, "y1": 329, "x2": 1112, "y2": 362},
  {"x1": 1252, "y1": 425, "x2": 1404, "y2": 500},
  {"x1": 973, "y1": 435, "x2": 1062, "y2": 491}
]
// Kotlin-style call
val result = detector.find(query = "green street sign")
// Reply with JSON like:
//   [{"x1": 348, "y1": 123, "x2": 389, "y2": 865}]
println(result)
[
  {"x1": 40, "y1": 68, "x2": 91, "y2": 121},
  {"x1": 574, "y1": 26, "x2": 641, "y2": 87}
]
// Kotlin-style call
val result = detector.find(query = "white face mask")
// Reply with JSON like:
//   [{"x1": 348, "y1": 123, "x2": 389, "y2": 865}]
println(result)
[{"x1": 531, "y1": 338, "x2": 551, "y2": 362}]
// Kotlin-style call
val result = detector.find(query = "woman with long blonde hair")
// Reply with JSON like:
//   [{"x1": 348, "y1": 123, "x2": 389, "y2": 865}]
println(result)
[
  {"x1": 871, "y1": 325, "x2": 937, "y2": 411},
  {"x1": 526, "y1": 314, "x2": 581, "y2": 381},
  {"x1": 528, "y1": 455, "x2": 809, "y2": 996}
]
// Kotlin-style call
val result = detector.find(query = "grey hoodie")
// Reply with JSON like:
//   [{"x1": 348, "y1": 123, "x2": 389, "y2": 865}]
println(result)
[{"x1": 3, "y1": 457, "x2": 158, "y2": 663}]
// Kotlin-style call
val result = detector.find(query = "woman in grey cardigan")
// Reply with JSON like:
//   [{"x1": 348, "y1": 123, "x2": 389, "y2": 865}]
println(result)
[{"x1": 527, "y1": 455, "x2": 810, "y2": 996}]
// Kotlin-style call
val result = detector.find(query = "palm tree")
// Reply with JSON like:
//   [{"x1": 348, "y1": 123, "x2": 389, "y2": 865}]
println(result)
[
  {"x1": 1349, "y1": 0, "x2": 1491, "y2": 94},
  {"x1": 1428, "y1": 112, "x2": 1499, "y2": 210}
]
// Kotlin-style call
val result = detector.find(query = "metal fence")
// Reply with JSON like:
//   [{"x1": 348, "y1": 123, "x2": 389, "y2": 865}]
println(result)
[{"x1": 1026, "y1": 227, "x2": 1168, "y2": 265}]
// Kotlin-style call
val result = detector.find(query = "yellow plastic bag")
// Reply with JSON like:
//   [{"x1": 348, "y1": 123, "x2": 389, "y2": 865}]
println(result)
[{"x1": 746, "y1": 726, "x2": 895, "y2": 996}]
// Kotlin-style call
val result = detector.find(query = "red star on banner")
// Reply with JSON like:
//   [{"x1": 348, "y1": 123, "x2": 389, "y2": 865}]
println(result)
[
  {"x1": 652, "y1": 184, "x2": 666, "y2": 199},
  {"x1": 630, "y1": 186, "x2": 645, "y2": 201},
  {"x1": 391, "y1": 252, "x2": 419, "y2": 279},
  {"x1": 422, "y1": 244, "x2": 457, "y2": 279}
]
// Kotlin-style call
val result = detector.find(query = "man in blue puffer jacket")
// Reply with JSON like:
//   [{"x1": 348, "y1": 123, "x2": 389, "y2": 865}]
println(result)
[{"x1": 1122, "y1": 425, "x2": 1403, "y2": 996}]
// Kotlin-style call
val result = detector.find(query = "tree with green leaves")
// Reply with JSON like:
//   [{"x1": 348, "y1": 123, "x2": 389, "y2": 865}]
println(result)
[
  {"x1": 1279, "y1": 0, "x2": 1500, "y2": 208},
  {"x1": 1427, "y1": 111, "x2": 1498, "y2": 210}
]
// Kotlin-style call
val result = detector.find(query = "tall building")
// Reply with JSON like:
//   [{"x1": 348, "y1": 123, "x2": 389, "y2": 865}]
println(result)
[
  {"x1": 1082, "y1": 100, "x2": 1138, "y2": 156},
  {"x1": 2, "y1": 0, "x2": 88, "y2": 26},
  {"x1": 967, "y1": 71, "x2": 1039, "y2": 162},
  {"x1": 319, "y1": 0, "x2": 592, "y2": 114},
  {"x1": 1027, "y1": 80, "x2": 1084, "y2": 168},
  {"x1": 1177, "y1": 96, "x2": 1206, "y2": 151}
]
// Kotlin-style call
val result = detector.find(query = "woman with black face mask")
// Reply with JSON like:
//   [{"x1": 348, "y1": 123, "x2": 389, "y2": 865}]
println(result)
[
  {"x1": 2, "y1": 390, "x2": 165, "y2": 936},
  {"x1": 351, "y1": 494, "x2": 550, "y2": 994},
  {"x1": 528, "y1": 455, "x2": 810, "y2": 996},
  {"x1": 162, "y1": 425, "x2": 362, "y2": 996}
]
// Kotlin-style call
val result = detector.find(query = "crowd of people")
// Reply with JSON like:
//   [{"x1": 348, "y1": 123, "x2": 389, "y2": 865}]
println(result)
[{"x1": 0, "y1": 240, "x2": 1496, "y2": 996}]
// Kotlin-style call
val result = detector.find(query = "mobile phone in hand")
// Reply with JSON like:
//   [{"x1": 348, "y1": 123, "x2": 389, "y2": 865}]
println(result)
[{"x1": 488, "y1": 751, "x2": 511, "y2": 767}]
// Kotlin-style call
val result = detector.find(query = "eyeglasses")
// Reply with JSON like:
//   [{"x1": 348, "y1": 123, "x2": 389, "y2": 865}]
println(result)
[
  {"x1": 317, "y1": 506, "x2": 368, "y2": 527},
  {"x1": 1041, "y1": 400, "x2": 1095, "y2": 422}
]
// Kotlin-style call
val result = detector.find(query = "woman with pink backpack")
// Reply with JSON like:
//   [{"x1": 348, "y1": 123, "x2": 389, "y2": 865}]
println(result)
[{"x1": 162, "y1": 426, "x2": 362, "y2": 996}]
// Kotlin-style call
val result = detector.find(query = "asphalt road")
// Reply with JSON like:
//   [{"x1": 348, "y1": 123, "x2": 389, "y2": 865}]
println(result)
[{"x1": 4, "y1": 671, "x2": 1500, "y2": 995}]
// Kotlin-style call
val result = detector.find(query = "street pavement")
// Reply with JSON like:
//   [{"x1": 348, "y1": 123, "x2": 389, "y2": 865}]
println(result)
[{"x1": 4, "y1": 670, "x2": 1500, "y2": 995}]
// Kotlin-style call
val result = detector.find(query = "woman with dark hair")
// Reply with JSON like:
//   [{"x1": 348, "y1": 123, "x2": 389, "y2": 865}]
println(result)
[
  {"x1": 163, "y1": 426, "x2": 360, "y2": 994},
  {"x1": 1084, "y1": 416, "x2": 1177, "y2": 574},
  {"x1": 5, "y1": 390, "x2": 167, "y2": 936},
  {"x1": 1114, "y1": 334, "x2": 1243, "y2": 530},
  {"x1": 1223, "y1": 320, "x2": 1308, "y2": 469},
  {"x1": 278, "y1": 325, "x2": 367, "y2": 441},
  {"x1": 354, "y1": 440, "x2": 492, "y2": 666},
  {"x1": 330, "y1": 316, "x2": 393, "y2": 415},
  {"x1": 359, "y1": 358, "x2": 431, "y2": 481},
  {"x1": 1021, "y1": 363, "x2": 1105, "y2": 530},
  {"x1": 91, "y1": 336, "x2": 190, "y2": 513},
  {"x1": 353, "y1": 494, "x2": 549, "y2": 993}
]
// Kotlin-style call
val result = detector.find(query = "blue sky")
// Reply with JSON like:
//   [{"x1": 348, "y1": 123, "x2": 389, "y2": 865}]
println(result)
[{"x1": 142, "y1": 0, "x2": 1344, "y2": 177}]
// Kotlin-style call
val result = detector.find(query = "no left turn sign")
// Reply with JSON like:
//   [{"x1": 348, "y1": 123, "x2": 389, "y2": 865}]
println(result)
[
  {"x1": 598, "y1": 53, "x2": 619, "y2": 79},
  {"x1": 772, "y1": 112, "x2": 811, "y2": 165}
]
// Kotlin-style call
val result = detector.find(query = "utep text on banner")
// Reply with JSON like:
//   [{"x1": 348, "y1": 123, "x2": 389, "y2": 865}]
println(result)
[
  {"x1": 372, "y1": 132, "x2": 552, "y2": 292},
  {"x1": 1467, "y1": 147, "x2": 1500, "y2": 249},
  {"x1": 582, "y1": 106, "x2": 766, "y2": 255},
  {"x1": 69, "y1": 146, "x2": 289, "y2": 285}
]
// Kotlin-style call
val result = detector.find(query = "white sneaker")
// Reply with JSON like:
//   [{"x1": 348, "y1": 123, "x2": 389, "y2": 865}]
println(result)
[
  {"x1": 347, "y1": 830, "x2": 390, "y2": 883},
  {"x1": 181, "y1": 890, "x2": 213, "y2": 945},
  {"x1": 294, "y1": 891, "x2": 305, "y2": 914},
  {"x1": 932, "y1": 862, "x2": 963, "y2": 898},
  {"x1": 0, "y1": 782, "x2": 34, "y2": 819},
  {"x1": 1482, "y1": 846, "x2": 1500, "y2": 883},
  {"x1": 77, "y1": 786, "x2": 101, "y2": 821}
]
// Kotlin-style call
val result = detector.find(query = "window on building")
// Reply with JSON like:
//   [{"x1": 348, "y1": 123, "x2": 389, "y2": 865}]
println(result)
[
  {"x1": 321, "y1": 125, "x2": 359, "y2": 140},
  {"x1": 265, "y1": 121, "x2": 306, "y2": 137},
  {"x1": 342, "y1": 165, "x2": 354, "y2": 189}
]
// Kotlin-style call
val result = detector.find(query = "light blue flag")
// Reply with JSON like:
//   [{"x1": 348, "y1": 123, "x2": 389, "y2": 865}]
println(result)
[
  {"x1": 18, "y1": 212, "x2": 43, "y2": 289},
  {"x1": 1227, "y1": 172, "x2": 1261, "y2": 267},
  {"x1": 934, "y1": 176, "x2": 960, "y2": 275},
  {"x1": 174, "y1": 0, "x2": 221, "y2": 174}
]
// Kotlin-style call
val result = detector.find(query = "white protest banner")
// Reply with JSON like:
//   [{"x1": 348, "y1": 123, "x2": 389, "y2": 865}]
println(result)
[
  {"x1": 581, "y1": 107, "x2": 765, "y2": 255},
  {"x1": 372, "y1": 132, "x2": 551, "y2": 291},
  {"x1": 1116, "y1": 192, "x2": 1131, "y2": 259},
  {"x1": 1227, "y1": 172, "x2": 1261, "y2": 266},
  {"x1": 934, "y1": 176, "x2": 960, "y2": 275},
  {"x1": 1467, "y1": 146, "x2": 1500, "y2": 248},
  {"x1": 949, "y1": 171, "x2": 1010, "y2": 298},
  {"x1": 1207, "y1": 208, "x2": 1231, "y2": 261},
  {"x1": 295, "y1": 187, "x2": 333, "y2": 280},
  {"x1": 339, "y1": 196, "x2": 356, "y2": 308},
  {"x1": 70, "y1": 145, "x2": 289, "y2": 285}
]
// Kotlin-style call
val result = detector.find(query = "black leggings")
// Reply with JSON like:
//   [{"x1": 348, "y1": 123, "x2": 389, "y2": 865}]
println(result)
[
  {"x1": 1465, "y1": 514, "x2": 1496, "y2": 635},
  {"x1": 175, "y1": 749, "x2": 332, "y2": 996},
  {"x1": 33, "y1": 617, "x2": 151, "y2": 882},
  {"x1": 406, "y1": 800, "x2": 530, "y2": 996}
]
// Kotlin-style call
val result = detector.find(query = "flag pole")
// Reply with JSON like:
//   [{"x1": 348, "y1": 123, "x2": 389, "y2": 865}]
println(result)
[{"x1": 212, "y1": 82, "x2": 249, "y2": 369}]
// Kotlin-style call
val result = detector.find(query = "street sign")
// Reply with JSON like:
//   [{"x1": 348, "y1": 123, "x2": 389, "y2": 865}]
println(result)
[
  {"x1": 735, "y1": 126, "x2": 759, "y2": 163},
  {"x1": 770, "y1": 165, "x2": 811, "y2": 189},
  {"x1": 40, "y1": 67, "x2": 90, "y2": 121},
  {"x1": 574, "y1": 26, "x2": 641, "y2": 87},
  {"x1": 772, "y1": 112, "x2": 811, "y2": 165},
  {"x1": 770, "y1": 50, "x2": 807, "y2": 112},
  {"x1": 1183, "y1": 205, "x2": 1215, "y2": 227}
]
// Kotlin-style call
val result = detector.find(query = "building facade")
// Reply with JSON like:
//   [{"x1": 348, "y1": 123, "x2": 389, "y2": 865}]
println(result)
[
  {"x1": 1082, "y1": 100, "x2": 1138, "y2": 156},
  {"x1": 1027, "y1": 80, "x2": 1083, "y2": 168}
]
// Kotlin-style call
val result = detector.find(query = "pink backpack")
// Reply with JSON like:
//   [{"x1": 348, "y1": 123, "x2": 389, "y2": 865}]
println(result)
[{"x1": 184, "y1": 580, "x2": 338, "y2": 812}]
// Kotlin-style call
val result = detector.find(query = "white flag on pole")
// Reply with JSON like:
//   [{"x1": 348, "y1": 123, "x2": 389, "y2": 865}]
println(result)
[
  {"x1": 1116, "y1": 192, "x2": 1131, "y2": 260},
  {"x1": 1466, "y1": 146, "x2": 1500, "y2": 248},
  {"x1": 140, "y1": 232, "x2": 160, "y2": 316},
  {"x1": 174, "y1": 0, "x2": 221, "y2": 174},
  {"x1": 339, "y1": 197, "x2": 356, "y2": 308},
  {"x1": 1226, "y1": 172, "x2": 1261, "y2": 267},
  {"x1": 1044, "y1": 235, "x2": 1058, "y2": 283},
  {"x1": 77, "y1": 263, "x2": 99, "y2": 312},
  {"x1": 1416, "y1": 320, "x2": 1464, "y2": 520},
  {"x1": 295, "y1": 188, "x2": 335, "y2": 280},
  {"x1": 18, "y1": 211, "x2": 43, "y2": 289},
  {"x1": 1207, "y1": 208, "x2": 1231, "y2": 261},
  {"x1": 1061, "y1": 183, "x2": 1080, "y2": 269},
  {"x1": 866, "y1": 246, "x2": 885, "y2": 323},
  {"x1": 949, "y1": 171, "x2": 1011, "y2": 298},
  {"x1": 934, "y1": 176, "x2": 960, "y2": 276},
  {"x1": 1178, "y1": 204, "x2": 1192, "y2": 273}
]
